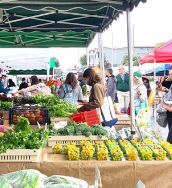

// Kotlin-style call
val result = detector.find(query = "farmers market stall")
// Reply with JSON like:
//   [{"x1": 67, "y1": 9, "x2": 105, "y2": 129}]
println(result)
[
  {"x1": 0, "y1": 148, "x2": 172, "y2": 188},
  {"x1": 0, "y1": 95, "x2": 172, "y2": 187}
]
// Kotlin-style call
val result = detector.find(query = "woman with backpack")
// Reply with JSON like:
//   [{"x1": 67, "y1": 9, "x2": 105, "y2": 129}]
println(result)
[{"x1": 58, "y1": 72, "x2": 83, "y2": 106}]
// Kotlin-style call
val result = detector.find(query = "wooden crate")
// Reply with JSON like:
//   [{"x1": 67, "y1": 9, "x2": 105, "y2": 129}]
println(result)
[
  {"x1": 0, "y1": 149, "x2": 42, "y2": 162},
  {"x1": 50, "y1": 117, "x2": 69, "y2": 122},
  {"x1": 48, "y1": 135, "x2": 108, "y2": 146},
  {"x1": 116, "y1": 115, "x2": 131, "y2": 125},
  {"x1": 115, "y1": 124, "x2": 131, "y2": 131}
]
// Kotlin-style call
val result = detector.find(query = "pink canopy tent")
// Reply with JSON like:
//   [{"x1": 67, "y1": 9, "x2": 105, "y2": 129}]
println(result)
[
  {"x1": 140, "y1": 39, "x2": 172, "y2": 64},
  {"x1": 154, "y1": 39, "x2": 172, "y2": 63},
  {"x1": 139, "y1": 51, "x2": 154, "y2": 64}
]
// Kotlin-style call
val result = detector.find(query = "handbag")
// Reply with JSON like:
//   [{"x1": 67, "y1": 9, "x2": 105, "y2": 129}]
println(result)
[
  {"x1": 156, "y1": 99, "x2": 167, "y2": 128},
  {"x1": 98, "y1": 96, "x2": 118, "y2": 127},
  {"x1": 164, "y1": 85, "x2": 172, "y2": 104},
  {"x1": 156, "y1": 111, "x2": 167, "y2": 128}
]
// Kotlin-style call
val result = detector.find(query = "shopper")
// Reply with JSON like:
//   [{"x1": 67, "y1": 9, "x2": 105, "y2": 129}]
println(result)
[
  {"x1": 162, "y1": 81, "x2": 172, "y2": 143},
  {"x1": 116, "y1": 65, "x2": 129, "y2": 113},
  {"x1": 19, "y1": 78, "x2": 28, "y2": 90},
  {"x1": 106, "y1": 68, "x2": 118, "y2": 103},
  {"x1": 142, "y1": 77, "x2": 151, "y2": 97},
  {"x1": 58, "y1": 72, "x2": 83, "y2": 106},
  {"x1": 8, "y1": 79, "x2": 18, "y2": 94},
  {"x1": 15, "y1": 75, "x2": 51, "y2": 96},
  {"x1": 78, "y1": 68, "x2": 105, "y2": 112},
  {"x1": 133, "y1": 71, "x2": 148, "y2": 115},
  {"x1": 0, "y1": 74, "x2": 10, "y2": 94}
]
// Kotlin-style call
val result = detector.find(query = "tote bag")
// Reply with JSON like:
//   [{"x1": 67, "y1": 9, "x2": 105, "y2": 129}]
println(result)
[{"x1": 98, "y1": 96, "x2": 118, "y2": 127}]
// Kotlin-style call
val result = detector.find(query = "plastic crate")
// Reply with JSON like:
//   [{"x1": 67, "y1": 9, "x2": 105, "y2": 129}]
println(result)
[
  {"x1": 0, "y1": 149, "x2": 42, "y2": 162},
  {"x1": 48, "y1": 136, "x2": 107, "y2": 146},
  {"x1": 9, "y1": 106, "x2": 49, "y2": 125},
  {"x1": 69, "y1": 109, "x2": 100, "y2": 126}
]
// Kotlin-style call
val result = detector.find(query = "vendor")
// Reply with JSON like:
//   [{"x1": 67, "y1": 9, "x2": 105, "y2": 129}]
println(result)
[
  {"x1": 78, "y1": 68, "x2": 105, "y2": 112},
  {"x1": 15, "y1": 75, "x2": 51, "y2": 96}
]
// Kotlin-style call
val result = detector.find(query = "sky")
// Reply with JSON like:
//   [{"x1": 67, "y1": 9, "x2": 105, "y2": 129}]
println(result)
[
  {"x1": 52, "y1": 0, "x2": 172, "y2": 70},
  {"x1": 0, "y1": 0, "x2": 172, "y2": 71}
]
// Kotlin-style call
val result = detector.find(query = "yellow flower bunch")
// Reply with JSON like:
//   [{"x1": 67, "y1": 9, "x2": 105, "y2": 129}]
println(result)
[
  {"x1": 143, "y1": 140, "x2": 166, "y2": 160},
  {"x1": 143, "y1": 139, "x2": 154, "y2": 145},
  {"x1": 130, "y1": 140, "x2": 153, "y2": 160},
  {"x1": 80, "y1": 141, "x2": 95, "y2": 160},
  {"x1": 105, "y1": 140, "x2": 123, "y2": 161},
  {"x1": 119, "y1": 139, "x2": 138, "y2": 161},
  {"x1": 52, "y1": 144, "x2": 63, "y2": 154},
  {"x1": 139, "y1": 147, "x2": 153, "y2": 160},
  {"x1": 67, "y1": 144, "x2": 80, "y2": 161},
  {"x1": 111, "y1": 146, "x2": 123, "y2": 161},
  {"x1": 96, "y1": 142, "x2": 108, "y2": 160},
  {"x1": 105, "y1": 140, "x2": 113, "y2": 145},
  {"x1": 160, "y1": 141, "x2": 172, "y2": 159}
]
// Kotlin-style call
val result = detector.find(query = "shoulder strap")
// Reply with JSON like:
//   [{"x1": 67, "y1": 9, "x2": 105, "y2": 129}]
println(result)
[{"x1": 136, "y1": 83, "x2": 143, "y2": 90}]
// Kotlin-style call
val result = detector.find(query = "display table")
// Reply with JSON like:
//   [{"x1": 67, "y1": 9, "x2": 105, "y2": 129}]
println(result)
[
  {"x1": 115, "y1": 115, "x2": 131, "y2": 131},
  {"x1": 0, "y1": 148, "x2": 171, "y2": 188}
]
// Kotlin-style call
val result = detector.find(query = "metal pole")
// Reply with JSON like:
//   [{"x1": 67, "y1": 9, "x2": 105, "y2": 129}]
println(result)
[
  {"x1": 153, "y1": 59, "x2": 156, "y2": 118},
  {"x1": 111, "y1": 32, "x2": 114, "y2": 68},
  {"x1": 126, "y1": 9, "x2": 135, "y2": 128},
  {"x1": 47, "y1": 61, "x2": 50, "y2": 81},
  {"x1": 98, "y1": 32, "x2": 105, "y2": 83},
  {"x1": 86, "y1": 48, "x2": 89, "y2": 68},
  {"x1": 53, "y1": 67, "x2": 55, "y2": 79}
]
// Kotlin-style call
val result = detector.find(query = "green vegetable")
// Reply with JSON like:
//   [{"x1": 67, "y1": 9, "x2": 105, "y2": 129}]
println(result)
[
  {"x1": 49, "y1": 121, "x2": 107, "y2": 137},
  {"x1": 32, "y1": 94, "x2": 77, "y2": 117},
  {"x1": 0, "y1": 101, "x2": 13, "y2": 110},
  {"x1": 0, "y1": 117, "x2": 49, "y2": 153},
  {"x1": 14, "y1": 116, "x2": 32, "y2": 133}
]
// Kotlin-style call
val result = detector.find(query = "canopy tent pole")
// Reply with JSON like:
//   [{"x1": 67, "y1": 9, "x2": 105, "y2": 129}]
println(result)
[
  {"x1": 47, "y1": 62, "x2": 50, "y2": 81},
  {"x1": 86, "y1": 47, "x2": 89, "y2": 67},
  {"x1": 98, "y1": 32, "x2": 105, "y2": 83},
  {"x1": 126, "y1": 9, "x2": 135, "y2": 128},
  {"x1": 111, "y1": 30, "x2": 114, "y2": 68},
  {"x1": 153, "y1": 59, "x2": 156, "y2": 119}
]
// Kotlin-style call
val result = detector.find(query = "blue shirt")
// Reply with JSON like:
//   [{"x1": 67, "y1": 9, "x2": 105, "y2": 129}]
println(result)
[{"x1": 0, "y1": 80, "x2": 10, "y2": 94}]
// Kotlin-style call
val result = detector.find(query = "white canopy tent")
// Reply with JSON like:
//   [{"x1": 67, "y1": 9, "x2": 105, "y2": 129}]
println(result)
[{"x1": 0, "y1": 48, "x2": 49, "y2": 71}]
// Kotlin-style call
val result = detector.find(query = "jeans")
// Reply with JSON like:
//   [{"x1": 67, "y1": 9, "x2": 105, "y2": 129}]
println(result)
[
  {"x1": 167, "y1": 118, "x2": 172, "y2": 143},
  {"x1": 117, "y1": 91, "x2": 129, "y2": 113}
]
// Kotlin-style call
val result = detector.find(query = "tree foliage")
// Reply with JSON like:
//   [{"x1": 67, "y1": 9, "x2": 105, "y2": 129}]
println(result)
[
  {"x1": 80, "y1": 54, "x2": 87, "y2": 66},
  {"x1": 122, "y1": 55, "x2": 139, "y2": 66}
]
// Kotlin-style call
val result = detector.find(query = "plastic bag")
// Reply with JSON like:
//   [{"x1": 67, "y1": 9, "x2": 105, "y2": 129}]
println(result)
[
  {"x1": 43, "y1": 175, "x2": 89, "y2": 188},
  {"x1": 156, "y1": 111, "x2": 167, "y2": 128},
  {"x1": 164, "y1": 86, "x2": 172, "y2": 104},
  {"x1": 0, "y1": 169, "x2": 46, "y2": 188}
]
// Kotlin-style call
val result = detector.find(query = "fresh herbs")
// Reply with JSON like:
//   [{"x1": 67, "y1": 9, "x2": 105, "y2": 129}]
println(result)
[
  {"x1": 0, "y1": 117, "x2": 49, "y2": 154},
  {"x1": 32, "y1": 94, "x2": 77, "y2": 117},
  {"x1": 0, "y1": 101, "x2": 13, "y2": 110}
]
